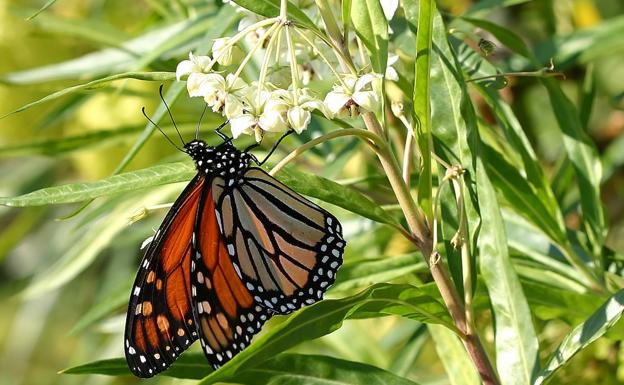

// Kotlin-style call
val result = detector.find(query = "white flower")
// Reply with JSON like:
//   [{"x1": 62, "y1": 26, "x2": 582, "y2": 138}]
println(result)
[
  {"x1": 230, "y1": 86, "x2": 289, "y2": 141},
  {"x1": 212, "y1": 38, "x2": 243, "y2": 66},
  {"x1": 386, "y1": 54, "x2": 399, "y2": 81},
  {"x1": 176, "y1": 52, "x2": 211, "y2": 81},
  {"x1": 275, "y1": 88, "x2": 331, "y2": 133},
  {"x1": 188, "y1": 73, "x2": 247, "y2": 118},
  {"x1": 324, "y1": 73, "x2": 381, "y2": 117}
]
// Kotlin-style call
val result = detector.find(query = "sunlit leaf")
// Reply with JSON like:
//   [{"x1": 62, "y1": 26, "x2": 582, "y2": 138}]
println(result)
[
  {"x1": 351, "y1": 0, "x2": 388, "y2": 74},
  {"x1": 0, "y1": 72, "x2": 175, "y2": 119},
  {"x1": 0, "y1": 162, "x2": 194, "y2": 207},
  {"x1": 198, "y1": 283, "x2": 454, "y2": 384},
  {"x1": 429, "y1": 324, "x2": 480, "y2": 385},
  {"x1": 232, "y1": 0, "x2": 318, "y2": 32},
  {"x1": 61, "y1": 353, "x2": 210, "y2": 379},
  {"x1": 477, "y1": 161, "x2": 540, "y2": 385},
  {"x1": 533, "y1": 290, "x2": 624, "y2": 385},
  {"x1": 230, "y1": 353, "x2": 422, "y2": 385},
  {"x1": 331, "y1": 253, "x2": 427, "y2": 292}
]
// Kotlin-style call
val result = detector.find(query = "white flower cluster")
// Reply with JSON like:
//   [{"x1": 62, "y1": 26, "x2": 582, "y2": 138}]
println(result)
[{"x1": 174, "y1": 1, "x2": 392, "y2": 142}]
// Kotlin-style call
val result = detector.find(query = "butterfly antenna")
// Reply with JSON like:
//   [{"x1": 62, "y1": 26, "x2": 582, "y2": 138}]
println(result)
[
  {"x1": 215, "y1": 120, "x2": 231, "y2": 143},
  {"x1": 142, "y1": 107, "x2": 184, "y2": 152},
  {"x1": 196, "y1": 104, "x2": 208, "y2": 140},
  {"x1": 255, "y1": 130, "x2": 294, "y2": 166},
  {"x1": 159, "y1": 84, "x2": 185, "y2": 146}
]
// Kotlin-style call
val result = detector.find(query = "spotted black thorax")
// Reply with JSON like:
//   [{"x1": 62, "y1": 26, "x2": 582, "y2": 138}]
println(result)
[{"x1": 184, "y1": 140, "x2": 254, "y2": 182}]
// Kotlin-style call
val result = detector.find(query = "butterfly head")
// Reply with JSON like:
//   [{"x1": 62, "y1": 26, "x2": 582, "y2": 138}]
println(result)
[{"x1": 185, "y1": 139, "x2": 252, "y2": 180}]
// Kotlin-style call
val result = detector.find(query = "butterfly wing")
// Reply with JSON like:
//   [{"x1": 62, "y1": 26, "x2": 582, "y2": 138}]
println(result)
[
  {"x1": 190, "y1": 181, "x2": 273, "y2": 369},
  {"x1": 214, "y1": 168, "x2": 345, "y2": 315},
  {"x1": 125, "y1": 176, "x2": 205, "y2": 378}
]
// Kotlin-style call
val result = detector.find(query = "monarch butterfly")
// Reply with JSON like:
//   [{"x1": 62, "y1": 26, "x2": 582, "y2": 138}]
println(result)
[{"x1": 124, "y1": 99, "x2": 345, "y2": 378}]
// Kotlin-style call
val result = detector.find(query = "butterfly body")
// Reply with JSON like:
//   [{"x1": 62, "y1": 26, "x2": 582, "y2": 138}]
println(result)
[{"x1": 125, "y1": 134, "x2": 345, "y2": 377}]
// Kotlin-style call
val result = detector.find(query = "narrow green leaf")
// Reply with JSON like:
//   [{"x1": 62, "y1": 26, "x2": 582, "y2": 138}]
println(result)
[
  {"x1": 477, "y1": 161, "x2": 540, "y2": 385},
  {"x1": 331, "y1": 253, "x2": 427, "y2": 292},
  {"x1": 461, "y1": 17, "x2": 531, "y2": 58},
  {"x1": 414, "y1": 10, "x2": 481, "y2": 296},
  {"x1": 389, "y1": 324, "x2": 428, "y2": 376},
  {"x1": 0, "y1": 21, "x2": 191, "y2": 84},
  {"x1": 579, "y1": 64, "x2": 596, "y2": 130},
  {"x1": 533, "y1": 290, "x2": 624, "y2": 385},
  {"x1": 351, "y1": 0, "x2": 388, "y2": 74},
  {"x1": 275, "y1": 166, "x2": 400, "y2": 226},
  {"x1": 521, "y1": 280, "x2": 606, "y2": 325},
  {"x1": 232, "y1": 353, "x2": 422, "y2": 385},
  {"x1": 429, "y1": 324, "x2": 481, "y2": 385},
  {"x1": 411, "y1": 0, "x2": 435, "y2": 222},
  {"x1": 0, "y1": 162, "x2": 194, "y2": 207},
  {"x1": 342, "y1": 0, "x2": 353, "y2": 40},
  {"x1": 542, "y1": 78, "x2": 606, "y2": 251},
  {"x1": 199, "y1": 283, "x2": 453, "y2": 384},
  {"x1": 61, "y1": 353, "x2": 211, "y2": 379},
  {"x1": 26, "y1": 0, "x2": 57, "y2": 20},
  {"x1": 0, "y1": 72, "x2": 175, "y2": 119},
  {"x1": 482, "y1": 142, "x2": 566, "y2": 245},
  {"x1": 232, "y1": 0, "x2": 318, "y2": 31}
]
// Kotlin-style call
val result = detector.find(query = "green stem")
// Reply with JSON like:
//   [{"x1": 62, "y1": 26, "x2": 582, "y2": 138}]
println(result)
[
  {"x1": 313, "y1": 0, "x2": 354, "y2": 74},
  {"x1": 293, "y1": 27, "x2": 349, "y2": 89},
  {"x1": 208, "y1": 17, "x2": 279, "y2": 71},
  {"x1": 233, "y1": 21, "x2": 282, "y2": 80},
  {"x1": 269, "y1": 128, "x2": 383, "y2": 176},
  {"x1": 257, "y1": 23, "x2": 283, "y2": 101},
  {"x1": 285, "y1": 25, "x2": 300, "y2": 105},
  {"x1": 452, "y1": 174, "x2": 475, "y2": 335}
]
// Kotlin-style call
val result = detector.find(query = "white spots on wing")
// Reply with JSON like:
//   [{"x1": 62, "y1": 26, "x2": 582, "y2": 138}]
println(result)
[
  {"x1": 233, "y1": 262, "x2": 242, "y2": 278},
  {"x1": 141, "y1": 236, "x2": 154, "y2": 250},
  {"x1": 128, "y1": 347, "x2": 136, "y2": 355},
  {"x1": 140, "y1": 355, "x2": 146, "y2": 363},
  {"x1": 215, "y1": 211, "x2": 223, "y2": 231},
  {"x1": 133, "y1": 286, "x2": 141, "y2": 296}
]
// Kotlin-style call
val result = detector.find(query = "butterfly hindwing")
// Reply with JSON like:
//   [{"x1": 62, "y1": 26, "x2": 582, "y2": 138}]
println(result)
[
  {"x1": 124, "y1": 176, "x2": 205, "y2": 378},
  {"x1": 214, "y1": 168, "x2": 345, "y2": 315},
  {"x1": 190, "y1": 182, "x2": 274, "y2": 369}
]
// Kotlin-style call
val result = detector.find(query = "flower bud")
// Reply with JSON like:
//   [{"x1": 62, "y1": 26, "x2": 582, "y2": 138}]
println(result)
[
  {"x1": 288, "y1": 106, "x2": 312, "y2": 134},
  {"x1": 212, "y1": 38, "x2": 243, "y2": 66}
]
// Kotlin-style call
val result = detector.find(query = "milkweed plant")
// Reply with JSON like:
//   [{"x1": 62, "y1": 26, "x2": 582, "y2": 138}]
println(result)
[{"x1": 1, "y1": 0, "x2": 624, "y2": 385}]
